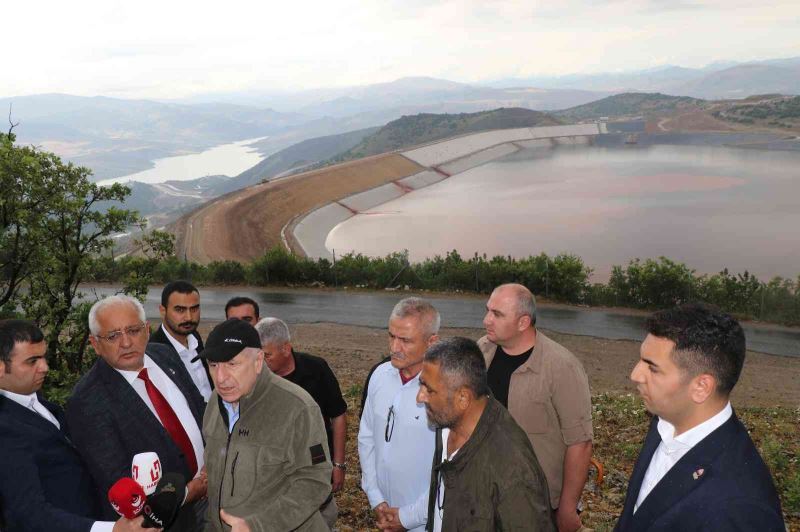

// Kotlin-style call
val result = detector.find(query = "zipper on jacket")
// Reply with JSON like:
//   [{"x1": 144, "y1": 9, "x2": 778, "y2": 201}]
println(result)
[
  {"x1": 218, "y1": 409, "x2": 240, "y2": 531},
  {"x1": 230, "y1": 451, "x2": 240, "y2": 497}
]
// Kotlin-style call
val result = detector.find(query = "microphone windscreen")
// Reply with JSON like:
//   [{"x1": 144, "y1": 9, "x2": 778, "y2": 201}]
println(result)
[
  {"x1": 108, "y1": 477, "x2": 146, "y2": 519},
  {"x1": 131, "y1": 452, "x2": 162, "y2": 496},
  {"x1": 142, "y1": 472, "x2": 187, "y2": 529}
]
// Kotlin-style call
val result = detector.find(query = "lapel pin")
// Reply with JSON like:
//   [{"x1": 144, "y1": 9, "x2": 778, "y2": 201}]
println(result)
[{"x1": 692, "y1": 468, "x2": 705, "y2": 480}]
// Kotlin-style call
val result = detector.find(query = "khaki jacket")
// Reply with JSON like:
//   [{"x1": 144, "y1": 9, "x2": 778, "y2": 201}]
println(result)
[
  {"x1": 479, "y1": 331, "x2": 593, "y2": 509},
  {"x1": 203, "y1": 369, "x2": 332, "y2": 532},
  {"x1": 425, "y1": 397, "x2": 555, "y2": 531}
]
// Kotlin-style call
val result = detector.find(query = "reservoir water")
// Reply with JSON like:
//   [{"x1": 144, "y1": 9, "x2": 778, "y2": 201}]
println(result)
[
  {"x1": 326, "y1": 143, "x2": 800, "y2": 281},
  {"x1": 98, "y1": 136, "x2": 267, "y2": 185}
]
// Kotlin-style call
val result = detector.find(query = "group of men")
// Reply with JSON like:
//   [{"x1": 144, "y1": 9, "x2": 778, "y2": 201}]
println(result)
[
  {"x1": 0, "y1": 279, "x2": 787, "y2": 531},
  {"x1": 0, "y1": 281, "x2": 346, "y2": 532}
]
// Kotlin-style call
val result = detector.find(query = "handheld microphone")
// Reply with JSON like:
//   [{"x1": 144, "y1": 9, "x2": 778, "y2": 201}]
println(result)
[
  {"x1": 108, "y1": 478, "x2": 147, "y2": 519},
  {"x1": 142, "y1": 472, "x2": 187, "y2": 529},
  {"x1": 132, "y1": 452, "x2": 162, "y2": 496}
]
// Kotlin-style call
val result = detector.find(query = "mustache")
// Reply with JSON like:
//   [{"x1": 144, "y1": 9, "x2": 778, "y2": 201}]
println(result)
[{"x1": 179, "y1": 321, "x2": 198, "y2": 328}]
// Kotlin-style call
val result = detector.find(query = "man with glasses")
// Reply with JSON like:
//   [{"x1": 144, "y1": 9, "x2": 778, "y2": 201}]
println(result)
[
  {"x1": 358, "y1": 298, "x2": 440, "y2": 532},
  {"x1": 66, "y1": 295, "x2": 208, "y2": 530}
]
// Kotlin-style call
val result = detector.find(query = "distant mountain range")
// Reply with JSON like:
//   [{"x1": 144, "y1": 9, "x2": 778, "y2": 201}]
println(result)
[{"x1": 484, "y1": 57, "x2": 800, "y2": 100}]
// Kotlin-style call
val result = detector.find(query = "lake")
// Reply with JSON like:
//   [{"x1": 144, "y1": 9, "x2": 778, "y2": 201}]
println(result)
[
  {"x1": 98, "y1": 136, "x2": 267, "y2": 185},
  {"x1": 326, "y1": 143, "x2": 800, "y2": 281}
]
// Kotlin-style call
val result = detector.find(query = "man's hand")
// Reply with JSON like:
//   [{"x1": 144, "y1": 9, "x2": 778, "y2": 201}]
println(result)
[
  {"x1": 332, "y1": 466, "x2": 345, "y2": 492},
  {"x1": 113, "y1": 515, "x2": 157, "y2": 531},
  {"x1": 184, "y1": 467, "x2": 208, "y2": 503},
  {"x1": 376, "y1": 505, "x2": 405, "y2": 531},
  {"x1": 556, "y1": 505, "x2": 582, "y2": 532},
  {"x1": 220, "y1": 509, "x2": 251, "y2": 532}
]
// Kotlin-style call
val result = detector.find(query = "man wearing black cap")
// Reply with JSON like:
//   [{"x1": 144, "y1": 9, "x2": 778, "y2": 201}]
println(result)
[{"x1": 199, "y1": 319, "x2": 332, "y2": 532}]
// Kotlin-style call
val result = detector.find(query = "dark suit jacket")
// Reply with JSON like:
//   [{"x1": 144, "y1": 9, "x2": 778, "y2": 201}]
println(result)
[
  {"x1": 149, "y1": 325, "x2": 212, "y2": 392},
  {"x1": 615, "y1": 412, "x2": 784, "y2": 532},
  {"x1": 65, "y1": 344, "x2": 206, "y2": 529},
  {"x1": 0, "y1": 394, "x2": 100, "y2": 532}
]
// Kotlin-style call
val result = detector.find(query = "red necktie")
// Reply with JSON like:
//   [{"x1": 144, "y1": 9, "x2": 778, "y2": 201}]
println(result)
[{"x1": 138, "y1": 368, "x2": 198, "y2": 477}]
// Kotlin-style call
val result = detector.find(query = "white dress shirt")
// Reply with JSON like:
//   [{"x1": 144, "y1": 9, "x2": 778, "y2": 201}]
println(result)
[
  {"x1": 114, "y1": 354, "x2": 205, "y2": 476},
  {"x1": 0, "y1": 390, "x2": 116, "y2": 532},
  {"x1": 161, "y1": 324, "x2": 212, "y2": 401},
  {"x1": 432, "y1": 428, "x2": 460, "y2": 532},
  {"x1": 634, "y1": 402, "x2": 733, "y2": 512},
  {"x1": 358, "y1": 362, "x2": 436, "y2": 532},
  {"x1": 0, "y1": 389, "x2": 60, "y2": 429}
]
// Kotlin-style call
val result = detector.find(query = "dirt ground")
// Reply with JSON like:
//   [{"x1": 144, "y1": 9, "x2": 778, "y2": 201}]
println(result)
[{"x1": 171, "y1": 153, "x2": 422, "y2": 263}]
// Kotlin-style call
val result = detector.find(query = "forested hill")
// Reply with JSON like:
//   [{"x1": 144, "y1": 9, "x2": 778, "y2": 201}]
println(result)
[
  {"x1": 328, "y1": 107, "x2": 562, "y2": 163},
  {"x1": 554, "y1": 92, "x2": 706, "y2": 121}
]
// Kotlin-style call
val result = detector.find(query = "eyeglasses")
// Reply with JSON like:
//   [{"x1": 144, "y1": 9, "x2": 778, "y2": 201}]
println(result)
[
  {"x1": 95, "y1": 323, "x2": 148, "y2": 344},
  {"x1": 384, "y1": 405, "x2": 395, "y2": 442}
]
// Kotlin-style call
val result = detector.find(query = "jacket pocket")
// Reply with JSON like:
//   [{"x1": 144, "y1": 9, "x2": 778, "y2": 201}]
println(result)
[{"x1": 515, "y1": 401, "x2": 550, "y2": 434}]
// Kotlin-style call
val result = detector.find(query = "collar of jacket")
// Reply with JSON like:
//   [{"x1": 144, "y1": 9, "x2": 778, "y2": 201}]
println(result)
[
  {"x1": 216, "y1": 368, "x2": 276, "y2": 426},
  {"x1": 484, "y1": 331, "x2": 545, "y2": 376},
  {"x1": 435, "y1": 396, "x2": 503, "y2": 475}
]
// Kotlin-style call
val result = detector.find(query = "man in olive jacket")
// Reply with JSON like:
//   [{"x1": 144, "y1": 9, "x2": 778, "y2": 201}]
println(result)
[
  {"x1": 416, "y1": 338, "x2": 554, "y2": 532},
  {"x1": 199, "y1": 319, "x2": 332, "y2": 532}
]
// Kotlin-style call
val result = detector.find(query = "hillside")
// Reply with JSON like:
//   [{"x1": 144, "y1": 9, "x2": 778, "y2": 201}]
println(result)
[
  {"x1": 554, "y1": 92, "x2": 706, "y2": 121},
  {"x1": 329, "y1": 107, "x2": 562, "y2": 163},
  {"x1": 711, "y1": 95, "x2": 800, "y2": 129}
]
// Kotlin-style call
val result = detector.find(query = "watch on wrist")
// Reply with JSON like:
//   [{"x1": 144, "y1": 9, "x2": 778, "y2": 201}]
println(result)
[{"x1": 332, "y1": 461, "x2": 347, "y2": 470}]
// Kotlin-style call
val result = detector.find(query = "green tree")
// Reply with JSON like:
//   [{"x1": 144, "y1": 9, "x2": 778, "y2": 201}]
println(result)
[{"x1": 1, "y1": 131, "x2": 141, "y2": 388}]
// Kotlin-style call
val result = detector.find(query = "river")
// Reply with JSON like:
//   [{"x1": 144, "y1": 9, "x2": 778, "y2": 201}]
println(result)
[
  {"x1": 98, "y1": 136, "x2": 267, "y2": 185},
  {"x1": 84, "y1": 286, "x2": 800, "y2": 357}
]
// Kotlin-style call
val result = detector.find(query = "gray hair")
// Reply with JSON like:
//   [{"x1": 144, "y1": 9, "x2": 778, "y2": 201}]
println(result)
[
  {"x1": 495, "y1": 283, "x2": 537, "y2": 326},
  {"x1": 389, "y1": 297, "x2": 441, "y2": 336},
  {"x1": 254, "y1": 317, "x2": 291, "y2": 346},
  {"x1": 88, "y1": 295, "x2": 146, "y2": 335},
  {"x1": 424, "y1": 337, "x2": 490, "y2": 397}
]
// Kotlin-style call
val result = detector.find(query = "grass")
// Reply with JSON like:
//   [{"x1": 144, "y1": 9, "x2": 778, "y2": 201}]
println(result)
[{"x1": 335, "y1": 387, "x2": 799, "y2": 530}]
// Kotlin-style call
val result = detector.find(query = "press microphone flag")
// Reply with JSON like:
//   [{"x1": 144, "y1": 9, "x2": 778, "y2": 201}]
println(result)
[
  {"x1": 108, "y1": 478, "x2": 146, "y2": 519},
  {"x1": 132, "y1": 452, "x2": 162, "y2": 496},
  {"x1": 142, "y1": 472, "x2": 186, "y2": 529}
]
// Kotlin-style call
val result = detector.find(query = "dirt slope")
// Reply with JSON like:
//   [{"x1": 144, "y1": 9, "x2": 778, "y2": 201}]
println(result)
[{"x1": 172, "y1": 153, "x2": 422, "y2": 263}]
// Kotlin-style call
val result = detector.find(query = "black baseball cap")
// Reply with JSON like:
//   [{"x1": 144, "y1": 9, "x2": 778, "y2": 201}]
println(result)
[{"x1": 192, "y1": 318, "x2": 260, "y2": 362}]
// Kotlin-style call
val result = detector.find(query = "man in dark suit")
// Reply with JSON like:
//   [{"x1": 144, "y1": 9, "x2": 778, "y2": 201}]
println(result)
[
  {"x1": 615, "y1": 303, "x2": 784, "y2": 532},
  {"x1": 149, "y1": 280, "x2": 211, "y2": 401},
  {"x1": 0, "y1": 319, "x2": 145, "y2": 532},
  {"x1": 66, "y1": 295, "x2": 208, "y2": 530}
]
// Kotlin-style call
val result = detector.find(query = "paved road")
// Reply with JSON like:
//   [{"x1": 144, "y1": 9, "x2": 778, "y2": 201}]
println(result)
[{"x1": 86, "y1": 286, "x2": 799, "y2": 358}]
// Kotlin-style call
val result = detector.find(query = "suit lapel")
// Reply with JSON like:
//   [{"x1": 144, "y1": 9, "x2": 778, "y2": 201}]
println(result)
[
  {"x1": 629, "y1": 414, "x2": 738, "y2": 530},
  {"x1": 616, "y1": 416, "x2": 661, "y2": 530},
  {"x1": 0, "y1": 394, "x2": 65, "y2": 439}
]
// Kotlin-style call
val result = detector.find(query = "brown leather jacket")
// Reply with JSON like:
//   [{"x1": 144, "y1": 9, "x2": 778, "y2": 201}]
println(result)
[{"x1": 425, "y1": 397, "x2": 555, "y2": 531}]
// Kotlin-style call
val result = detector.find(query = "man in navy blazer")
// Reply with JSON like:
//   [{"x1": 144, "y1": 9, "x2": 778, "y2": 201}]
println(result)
[
  {"x1": 0, "y1": 319, "x2": 145, "y2": 532},
  {"x1": 66, "y1": 295, "x2": 208, "y2": 530},
  {"x1": 615, "y1": 303, "x2": 784, "y2": 532}
]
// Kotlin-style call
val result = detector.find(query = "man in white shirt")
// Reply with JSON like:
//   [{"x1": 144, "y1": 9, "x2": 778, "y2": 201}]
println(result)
[
  {"x1": 0, "y1": 319, "x2": 146, "y2": 532},
  {"x1": 358, "y1": 298, "x2": 440, "y2": 532},
  {"x1": 149, "y1": 280, "x2": 212, "y2": 401},
  {"x1": 66, "y1": 295, "x2": 208, "y2": 530},
  {"x1": 615, "y1": 303, "x2": 784, "y2": 531}
]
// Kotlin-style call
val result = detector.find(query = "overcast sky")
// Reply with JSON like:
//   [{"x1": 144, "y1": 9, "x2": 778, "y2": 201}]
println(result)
[{"x1": 4, "y1": 0, "x2": 799, "y2": 99}]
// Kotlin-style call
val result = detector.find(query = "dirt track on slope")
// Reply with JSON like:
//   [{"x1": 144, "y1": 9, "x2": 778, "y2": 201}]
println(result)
[{"x1": 172, "y1": 154, "x2": 422, "y2": 263}]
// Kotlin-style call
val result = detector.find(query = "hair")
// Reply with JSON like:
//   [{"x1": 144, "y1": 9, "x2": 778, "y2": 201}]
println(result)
[
  {"x1": 389, "y1": 297, "x2": 441, "y2": 336},
  {"x1": 0, "y1": 320, "x2": 45, "y2": 365},
  {"x1": 495, "y1": 283, "x2": 537, "y2": 326},
  {"x1": 254, "y1": 317, "x2": 291, "y2": 346},
  {"x1": 161, "y1": 280, "x2": 199, "y2": 307},
  {"x1": 646, "y1": 302, "x2": 745, "y2": 396},
  {"x1": 424, "y1": 337, "x2": 490, "y2": 397},
  {"x1": 225, "y1": 296, "x2": 260, "y2": 319},
  {"x1": 88, "y1": 295, "x2": 147, "y2": 335}
]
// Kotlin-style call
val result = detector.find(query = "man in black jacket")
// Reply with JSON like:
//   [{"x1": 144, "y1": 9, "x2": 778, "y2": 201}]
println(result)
[
  {"x1": 416, "y1": 337, "x2": 554, "y2": 532},
  {"x1": 0, "y1": 319, "x2": 146, "y2": 532},
  {"x1": 66, "y1": 295, "x2": 208, "y2": 530},
  {"x1": 149, "y1": 280, "x2": 211, "y2": 401}
]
